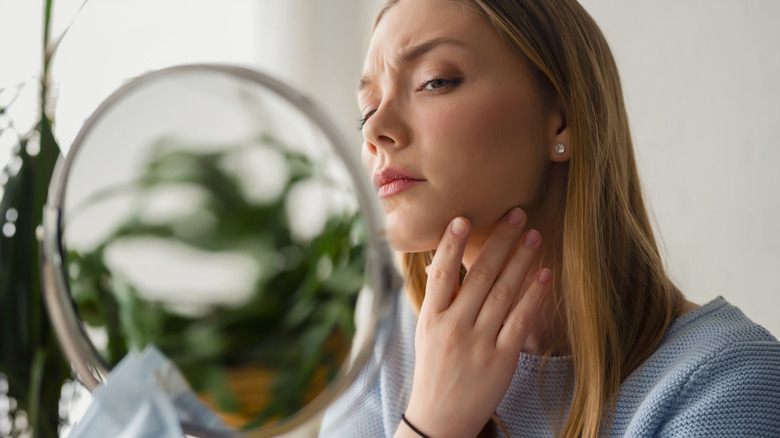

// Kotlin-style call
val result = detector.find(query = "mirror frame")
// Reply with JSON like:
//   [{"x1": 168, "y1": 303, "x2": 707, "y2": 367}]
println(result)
[{"x1": 41, "y1": 64, "x2": 401, "y2": 437}]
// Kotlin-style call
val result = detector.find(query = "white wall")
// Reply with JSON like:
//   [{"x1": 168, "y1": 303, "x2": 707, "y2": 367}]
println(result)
[
  {"x1": 0, "y1": 0, "x2": 379, "y2": 156},
  {"x1": 248, "y1": 0, "x2": 382, "y2": 153},
  {"x1": 580, "y1": 0, "x2": 780, "y2": 336}
]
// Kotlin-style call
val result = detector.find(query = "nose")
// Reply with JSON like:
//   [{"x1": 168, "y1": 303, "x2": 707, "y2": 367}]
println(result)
[{"x1": 362, "y1": 98, "x2": 410, "y2": 156}]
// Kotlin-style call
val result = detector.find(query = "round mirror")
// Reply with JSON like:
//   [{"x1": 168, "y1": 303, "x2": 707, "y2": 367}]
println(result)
[{"x1": 41, "y1": 64, "x2": 400, "y2": 437}]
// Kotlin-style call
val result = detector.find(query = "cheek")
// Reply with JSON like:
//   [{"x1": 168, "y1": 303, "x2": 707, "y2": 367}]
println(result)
[
  {"x1": 361, "y1": 143, "x2": 374, "y2": 175},
  {"x1": 416, "y1": 91, "x2": 548, "y2": 223},
  {"x1": 418, "y1": 90, "x2": 533, "y2": 152},
  {"x1": 417, "y1": 91, "x2": 539, "y2": 180}
]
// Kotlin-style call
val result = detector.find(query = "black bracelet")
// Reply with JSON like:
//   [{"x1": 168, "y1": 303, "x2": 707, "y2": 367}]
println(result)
[{"x1": 401, "y1": 413, "x2": 431, "y2": 438}]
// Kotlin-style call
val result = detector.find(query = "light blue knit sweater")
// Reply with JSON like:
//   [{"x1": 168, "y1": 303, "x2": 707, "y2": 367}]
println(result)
[{"x1": 319, "y1": 296, "x2": 780, "y2": 437}]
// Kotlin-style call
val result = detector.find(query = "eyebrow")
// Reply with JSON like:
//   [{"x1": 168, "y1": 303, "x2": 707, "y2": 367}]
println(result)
[{"x1": 358, "y1": 37, "x2": 466, "y2": 91}]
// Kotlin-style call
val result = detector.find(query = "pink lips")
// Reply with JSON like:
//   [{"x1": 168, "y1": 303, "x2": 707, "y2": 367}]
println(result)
[{"x1": 374, "y1": 167, "x2": 425, "y2": 198}]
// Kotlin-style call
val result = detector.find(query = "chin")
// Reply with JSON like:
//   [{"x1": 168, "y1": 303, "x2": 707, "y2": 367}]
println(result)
[
  {"x1": 386, "y1": 231, "x2": 432, "y2": 253},
  {"x1": 383, "y1": 219, "x2": 440, "y2": 254}
]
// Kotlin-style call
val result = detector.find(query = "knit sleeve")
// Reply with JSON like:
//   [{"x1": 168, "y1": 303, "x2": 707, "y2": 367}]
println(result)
[
  {"x1": 318, "y1": 293, "x2": 416, "y2": 438},
  {"x1": 658, "y1": 340, "x2": 780, "y2": 437}
]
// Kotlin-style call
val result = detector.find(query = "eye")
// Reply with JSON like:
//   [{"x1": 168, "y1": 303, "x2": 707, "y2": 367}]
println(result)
[
  {"x1": 358, "y1": 109, "x2": 376, "y2": 130},
  {"x1": 420, "y1": 77, "x2": 462, "y2": 94}
]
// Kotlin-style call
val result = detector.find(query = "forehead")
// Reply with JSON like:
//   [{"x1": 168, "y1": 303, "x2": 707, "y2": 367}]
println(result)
[{"x1": 363, "y1": 0, "x2": 489, "y2": 72}]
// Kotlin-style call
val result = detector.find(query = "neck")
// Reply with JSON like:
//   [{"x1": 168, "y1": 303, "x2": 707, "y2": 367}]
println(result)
[{"x1": 461, "y1": 162, "x2": 570, "y2": 356}]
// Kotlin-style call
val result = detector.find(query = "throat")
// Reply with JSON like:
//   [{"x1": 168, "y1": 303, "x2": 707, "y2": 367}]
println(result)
[{"x1": 520, "y1": 291, "x2": 568, "y2": 357}]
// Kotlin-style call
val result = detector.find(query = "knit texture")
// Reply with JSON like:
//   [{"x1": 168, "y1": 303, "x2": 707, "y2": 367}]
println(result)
[{"x1": 319, "y1": 296, "x2": 780, "y2": 437}]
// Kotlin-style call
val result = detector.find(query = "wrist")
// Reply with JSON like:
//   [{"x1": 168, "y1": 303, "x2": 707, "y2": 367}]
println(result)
[
  {"x1": 402, "y1": 413, "x2": 432, "y2": 438},
  {"x1": 399, "y1": 409, "x2": 480, "y2": 438}
]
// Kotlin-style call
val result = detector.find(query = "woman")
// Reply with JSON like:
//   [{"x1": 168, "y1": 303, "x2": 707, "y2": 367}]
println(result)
[{"x1": 321, "y1": 0, "x2": 780, "y2": 436}]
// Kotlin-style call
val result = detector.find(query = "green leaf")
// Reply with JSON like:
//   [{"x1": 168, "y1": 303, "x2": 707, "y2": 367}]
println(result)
[{"x1": 0, "y1": 1, "x2": 87, "y2": 435}]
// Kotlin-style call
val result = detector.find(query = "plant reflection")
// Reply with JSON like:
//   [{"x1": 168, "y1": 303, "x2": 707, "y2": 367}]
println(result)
[{"x1": 66, "y1": 133, "x2": 365, "y2": 429}]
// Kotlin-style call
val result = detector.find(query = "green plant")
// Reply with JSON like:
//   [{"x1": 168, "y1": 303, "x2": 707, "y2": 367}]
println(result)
[
  {"x1": 66, "y1": 134, "x2": 365, "y2": 428},
  {"x1": 0, "y1": 1, "x2": 74, "y2": 436}
]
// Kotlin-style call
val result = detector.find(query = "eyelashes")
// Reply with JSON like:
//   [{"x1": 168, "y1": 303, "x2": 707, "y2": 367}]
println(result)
[
  {"x1": 358, "y1": 110, "x2": 376, "y2": 130},
  {"x1": 358, "y1": 76, "x2": 462, "y2": 130},
  {"x1": 418, "y1": 76, "x2": 462, "y2": 94}
]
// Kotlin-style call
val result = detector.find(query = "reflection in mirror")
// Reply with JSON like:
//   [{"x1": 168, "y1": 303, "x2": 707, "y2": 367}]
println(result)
[{"x1": 44, "y1": 66, "x2": 395, "y2": 435}]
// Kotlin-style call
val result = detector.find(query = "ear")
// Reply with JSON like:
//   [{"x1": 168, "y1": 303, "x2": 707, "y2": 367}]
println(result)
[{"x1": 549, "y1": 104, "x2": 571, "y2": 163}]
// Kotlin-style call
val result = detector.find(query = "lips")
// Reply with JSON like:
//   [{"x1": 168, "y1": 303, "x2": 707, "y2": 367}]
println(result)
[{"x1": 374, "y1": 167, "x2": 425, "y2": 198}]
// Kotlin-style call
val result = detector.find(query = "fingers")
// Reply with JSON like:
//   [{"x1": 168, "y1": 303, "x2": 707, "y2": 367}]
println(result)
[
  {"x1": 474, "y1": 227, "x2": 543, "y2": 334},
  {"x1": 452, "y1": 208, "x2": 529, "y2": 323},
  {"x1": 496, "y1": 268, "x2": 551, "y2": 354},
  {"x1": 421, "y1": 217, "x2": 471, "y2": 314}
]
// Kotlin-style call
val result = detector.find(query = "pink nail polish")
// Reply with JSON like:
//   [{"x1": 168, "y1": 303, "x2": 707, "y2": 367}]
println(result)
[
  {"x1": 524, "y1": 230, "x2": 540, "y2": 246},
  {"x1": 538, "y1": 268, "x2": 552, "y2": 284},
  {"x1": 451, "y1": 218, "x2": 468, "y2": 235},
  {"x1": 507, "y1": 208, "x2": 524, "y2": 226}
]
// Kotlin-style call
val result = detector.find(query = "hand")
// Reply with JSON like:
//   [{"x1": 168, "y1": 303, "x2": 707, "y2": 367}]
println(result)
[{"x1": 398, "y1": 208, "x2": 551, "y2": 438}]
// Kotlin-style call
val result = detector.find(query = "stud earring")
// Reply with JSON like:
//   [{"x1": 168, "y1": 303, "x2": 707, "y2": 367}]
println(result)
[{"x1": 554, "y1": 143, "x2": 566, "y2": 155}]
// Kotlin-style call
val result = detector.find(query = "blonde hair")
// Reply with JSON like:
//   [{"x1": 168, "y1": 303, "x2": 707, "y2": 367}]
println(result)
[{"x1": 375, "y1": 0, "x2": 683, "y2": 436}]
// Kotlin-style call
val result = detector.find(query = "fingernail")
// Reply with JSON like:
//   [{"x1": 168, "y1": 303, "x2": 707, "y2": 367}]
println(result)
[
  {"x1": 507, "y1": 208, "x2": 524, "y2": 226},
  {"x1": 451, "y1": 217, "x2": 468, "y2": 235},
  {"x1": 538, "y1": 268, "x2": 552, "y2": 284},
  {"x1": 523, "y1": 229, "x2": 540, "y2": 246}
]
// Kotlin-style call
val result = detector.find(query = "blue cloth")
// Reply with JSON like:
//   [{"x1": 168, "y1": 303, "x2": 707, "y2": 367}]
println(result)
[{"x1": 319, "y1": 296, "x2": 780, "y2": 437}]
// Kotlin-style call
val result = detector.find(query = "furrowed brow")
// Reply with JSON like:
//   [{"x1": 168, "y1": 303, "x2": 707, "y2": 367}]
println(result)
[{"x1": 357, "y1": 37, "x2": 465, "y2": 91}]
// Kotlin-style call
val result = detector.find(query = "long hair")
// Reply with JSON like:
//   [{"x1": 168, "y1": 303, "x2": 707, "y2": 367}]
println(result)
[{"x1": 375, "y1": 0, "x2": 683, "y2": 436}]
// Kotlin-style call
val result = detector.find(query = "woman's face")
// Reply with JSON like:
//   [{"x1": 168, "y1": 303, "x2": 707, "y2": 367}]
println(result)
[{"x1": 359, "y1": 0, "x2": 566, "y2": 253}]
